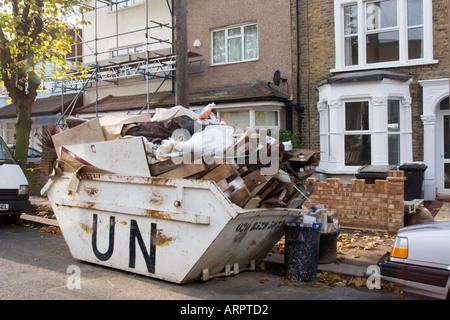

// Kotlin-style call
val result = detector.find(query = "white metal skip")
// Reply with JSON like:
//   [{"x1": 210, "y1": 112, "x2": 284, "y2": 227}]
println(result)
[{"x1": 43, "y1": 171, "x2": 307, "y2": 284}]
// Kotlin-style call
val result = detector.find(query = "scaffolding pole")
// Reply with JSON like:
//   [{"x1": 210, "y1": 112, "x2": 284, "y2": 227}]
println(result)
[{"x1": 54, "y1": 0, "x2": 202, "y2": 120}]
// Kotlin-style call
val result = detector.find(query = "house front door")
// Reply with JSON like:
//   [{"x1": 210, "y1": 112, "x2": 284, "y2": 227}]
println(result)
[{"x1": 437, "y1": 97, "x2": 450, "y2": 196}]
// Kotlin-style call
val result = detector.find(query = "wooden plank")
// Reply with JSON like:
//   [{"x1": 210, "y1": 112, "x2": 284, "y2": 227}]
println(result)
[
  {"x1": 261, "y1": 189, "x2": 287, "y2": 207},
  {"x1": 288, "y1": 148, "x2": 319, "y2": 163},
  {"x1": 243, "y1": 197, "x2": 261, "y2": 209},
  {"x1": 257, "y1": 180, "x2": 279, "y2": 201},
  {"x1": 159, "y1": 163, "x2": 207, "y2": 178},
  {"x1": 201, "y1": 163, "x2": 239, "y2": 182},
  {"x1": 285, "y1": 189, "x2": 309, "y2": 209},
  {"x1": 216, "y1": 179, "x2": 232, "y2": 192},
  {"x1": 149, "y1": 159, "x2": 178, "y2": 176},
  {"x1": 284, "y1": 189, "x2": 299, "y2": 204},
  {"x1": 242, "y1": 169, "x2": 270, "y2": 192},
  {"x1": 228, "y1": 186, "x2": 251, "y2": 208},
  {"x1": 287, "y1": 198, "x2": 304, "y2": 209},
  {"x1": 222, "y1": 131, "x2": 259, "y2": 158},
  {"x1": 249, "y1": 174, "x2": 274, "y2": 196}
]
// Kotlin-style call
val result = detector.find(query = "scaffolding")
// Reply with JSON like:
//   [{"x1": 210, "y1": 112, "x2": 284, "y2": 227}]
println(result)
[{"x1": 54, "y1": 0, "x2": 202, "y2": 124}]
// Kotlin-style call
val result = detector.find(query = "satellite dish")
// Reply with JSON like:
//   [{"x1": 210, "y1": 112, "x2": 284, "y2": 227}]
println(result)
[{"x1": 273, "y1": 70, "x2": 287, "y2": 86}]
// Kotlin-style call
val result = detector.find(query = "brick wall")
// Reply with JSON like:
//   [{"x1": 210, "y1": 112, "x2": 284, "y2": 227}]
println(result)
[
  {"x1": 292, "y1": 0, "x2": 449, "y2": 157},
  {"x1": 305, "y1": 171, "x2": 405, "y2": 233},
  {"x1": 25, "y1": 168, "x2": 47, "y2": 196},
  {"x1": 41, "y1": 148, "x2": 57, "y2": 177}
]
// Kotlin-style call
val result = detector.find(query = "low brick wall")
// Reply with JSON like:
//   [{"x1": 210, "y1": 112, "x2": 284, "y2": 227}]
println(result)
[
  {"x1": 41, "y1": 148, "x2": 57, "y2": 177},
  {"x1": 24, "y1": 148, "x2": 56, "y2": 196},
  {"x1": 25, "y1": 168, "x2": 47, "y2": 196},
  {"x1": 305, "y1": 171, "x2": 405, "y2": 233}
]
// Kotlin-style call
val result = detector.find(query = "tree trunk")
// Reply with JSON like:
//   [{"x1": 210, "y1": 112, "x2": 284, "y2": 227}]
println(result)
[{"x1": 14, "y1": 100, "x2": 33, "y2": 171}]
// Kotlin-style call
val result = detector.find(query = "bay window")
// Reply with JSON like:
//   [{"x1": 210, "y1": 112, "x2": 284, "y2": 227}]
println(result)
[{"x1": 316, "y1": 72, "x2": 413, "y2": 174}]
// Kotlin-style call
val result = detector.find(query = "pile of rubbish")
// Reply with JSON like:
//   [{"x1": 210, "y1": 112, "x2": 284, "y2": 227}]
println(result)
[{"x1": 53, "y1": 104, "x2": 318, "y2": 210}]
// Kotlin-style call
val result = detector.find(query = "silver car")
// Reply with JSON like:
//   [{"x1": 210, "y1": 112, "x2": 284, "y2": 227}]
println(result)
[
  {"x1": 378, "y1": 221, "x2": 450, "y2": 300},
  {"x1": 8, "y1": 145, "x2": 42, "y2": 164}
]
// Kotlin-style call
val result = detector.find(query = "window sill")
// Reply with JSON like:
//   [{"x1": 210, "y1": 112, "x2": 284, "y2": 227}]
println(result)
[
  {"x1": 210, "y1": 58, "x2": 259, "y2": 67},
  {"x1": 316, "y1": 166, "x2": 361, "y2": 175},
  {"x1": 331, "y1": 59, "x2": 439, "y2": 73}
]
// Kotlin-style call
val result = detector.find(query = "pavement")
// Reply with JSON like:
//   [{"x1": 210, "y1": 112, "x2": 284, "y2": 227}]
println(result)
[
  {"x1": 434, "y1": 201, "x2": 450, "y2": 221},
  {"x1": 19, "y1": 195, "x2": 450, "y2": 280}
]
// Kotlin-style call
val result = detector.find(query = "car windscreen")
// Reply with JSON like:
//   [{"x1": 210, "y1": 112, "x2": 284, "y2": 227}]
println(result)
[{"x1": 0, "y1": 138, "x2": 15, "y2": 163}]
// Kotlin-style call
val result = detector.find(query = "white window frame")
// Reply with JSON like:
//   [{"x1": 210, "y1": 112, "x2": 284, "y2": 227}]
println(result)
[
  {"x1": 217, "y1": 108, "x2": 280, "y2": 130},
  {"x1": 211, "y1": 23, "x2": 259, "y2": 66},
  {"x1": 343, "y1": 100, "x2": 372, "y2": 166},
  {"x1": 387, "y1": 99, "x2": 401, "y2": 165},
  {"x1": 111, "y1": 44, "x2": 145, "y2": 58},
  {"x1": 110, "y1": 0, "x2": 143, "y2": 11},
  {"x1": 333, "y1": 0, "x2": 436, "y2": 72},
  {"x1": 207, "y1": 102, "x2": 281, "y2": 130}
]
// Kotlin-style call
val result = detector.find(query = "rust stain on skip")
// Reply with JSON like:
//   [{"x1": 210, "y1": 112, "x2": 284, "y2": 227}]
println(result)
[
  {"x1": 149, "y1": 190, "x2": 164, "y2": 206},
  {"x1": 149, "y1": 178, "x2": 170, "y2": 186},
  {"x1": 84, "y1": 186, "x2": 98, "y2": 197},
  {"x1": 152, "y1": 229, "x2": 173, "y2": 247},
  {"x1": 81, "y1": 223, "x2": 93, "y2": 234},
  {"x1": 144, "y1": 209, "x2": 171, "y2": 220},
  {"x1": 86, "y1": 202, "x2": 96, "y2": 209}
]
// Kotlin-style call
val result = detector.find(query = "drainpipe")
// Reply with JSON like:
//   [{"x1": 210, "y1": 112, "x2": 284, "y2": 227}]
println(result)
[{"x1": 295, "y1": 0, "x2": 304, "y2": 143}]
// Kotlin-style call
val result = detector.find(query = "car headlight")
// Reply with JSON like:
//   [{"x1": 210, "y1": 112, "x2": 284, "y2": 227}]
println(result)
[
  {"x1": 390, "y1": 236, "x2": 408, "y2": 259},
  {"x1": 18, "y1": 185, "x2": 29, "y2": 195}
]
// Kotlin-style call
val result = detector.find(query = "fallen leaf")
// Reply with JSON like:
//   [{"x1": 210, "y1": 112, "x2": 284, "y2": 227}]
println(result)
[
  {"x1": 349, "y1": 277, "x2": 366, "y2": 287},
  {"x1": 259, "y1": 278, "x2": 270, "y2": 284}
]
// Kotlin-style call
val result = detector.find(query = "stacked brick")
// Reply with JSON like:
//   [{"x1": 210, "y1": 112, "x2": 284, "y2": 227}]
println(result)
[
  {"x1": 40, "y1": 148, "x2": 57, "y2": 177},
  {"x1": 305, "y1": 171, "x2": 405, "y2": 233},
  {"x1": 25, "y1": 168, "x2": 46, "y2": 196}
]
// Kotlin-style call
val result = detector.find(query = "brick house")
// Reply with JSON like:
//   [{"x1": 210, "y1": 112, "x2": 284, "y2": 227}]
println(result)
[
  {"x1": 75, "y1": 0, "x2": 294, "y2": 132},
  {"x1": 293, "y1": 0, "x2": 449, "y2": 201}
]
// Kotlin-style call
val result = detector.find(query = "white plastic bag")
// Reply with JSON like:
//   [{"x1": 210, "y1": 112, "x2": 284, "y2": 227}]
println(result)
[{"x1": 174, "y1": 125, "x2": 235, "y2": 158}]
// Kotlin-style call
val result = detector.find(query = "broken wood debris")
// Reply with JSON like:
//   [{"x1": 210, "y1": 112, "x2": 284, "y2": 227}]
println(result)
[
  {"x1": 57, "y1": 106, "x2": 319, "y2": 210},
  {"x1": 147, "y1": 132, "x2": 315, "y2": 210}
]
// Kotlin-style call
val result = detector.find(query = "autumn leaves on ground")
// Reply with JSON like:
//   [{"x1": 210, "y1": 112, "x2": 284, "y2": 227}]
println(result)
[{"x1": 272, "y1": 229, "x2": 402, "y2": 293}]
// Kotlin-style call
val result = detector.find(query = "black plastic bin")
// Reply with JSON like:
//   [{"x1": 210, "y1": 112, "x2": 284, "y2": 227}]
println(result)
[
  {"x1": 355, "y1": 165, "x2": 397, "y2": 184},
  {"x1": 284, "y1": 224, "x2": 321, "y2": 282},
  {"x1": 318, "y1": 229, "x2": 340, "y2": 264},
  {"x1": 399, "y1": 163, "x2": 427, "y2": 201}
]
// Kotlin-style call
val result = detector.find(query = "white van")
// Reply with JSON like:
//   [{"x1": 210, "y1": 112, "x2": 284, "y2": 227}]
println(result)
[{"x1": 0, "y1": 136, "x2": 30, "y2": 223}]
